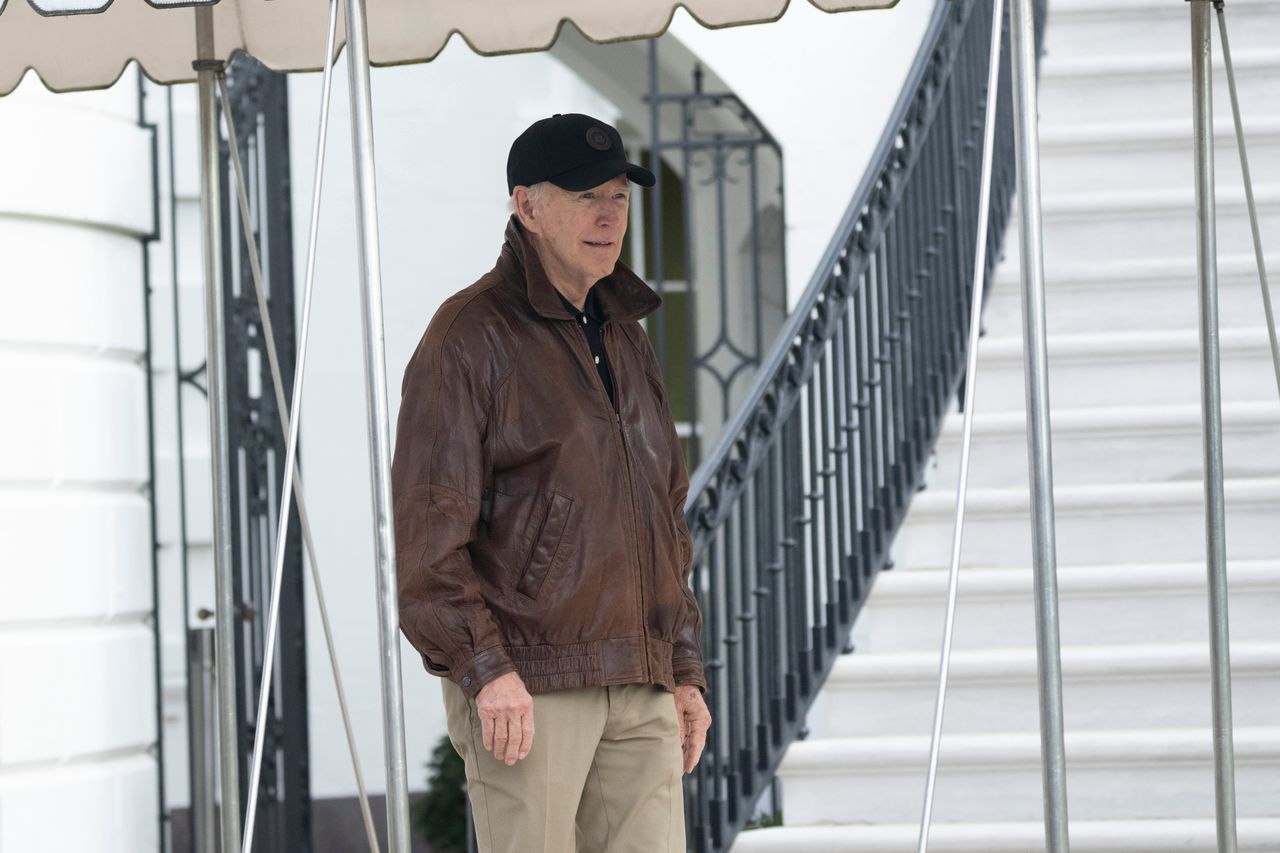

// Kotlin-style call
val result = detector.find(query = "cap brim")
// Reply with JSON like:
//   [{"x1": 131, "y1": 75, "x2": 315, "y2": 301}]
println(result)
[{"x1": 549, "y1": 159, "x2": 656, "y2": 192}]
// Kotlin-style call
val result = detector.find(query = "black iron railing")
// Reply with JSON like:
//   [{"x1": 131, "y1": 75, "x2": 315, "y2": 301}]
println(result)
[
  {"x1": 217, "y1": 54, "x2": 312, "y2": 852},
  {"x1": 677, "y1": 0, "x2": 1045, "y2": 848}
]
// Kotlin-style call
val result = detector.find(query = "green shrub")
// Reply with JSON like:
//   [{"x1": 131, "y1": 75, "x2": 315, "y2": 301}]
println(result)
[{"x1": 412, "y1": 734, "x2": 468, "y2": 852}]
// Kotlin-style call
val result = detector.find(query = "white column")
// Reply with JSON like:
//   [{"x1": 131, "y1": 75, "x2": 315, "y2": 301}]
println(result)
[{"x1": 0, "y1": 68, "x2": 159, "y2": 851}]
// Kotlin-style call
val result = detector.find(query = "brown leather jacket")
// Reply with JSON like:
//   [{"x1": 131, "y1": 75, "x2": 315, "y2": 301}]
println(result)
[{"x1": 392, "y1": 216, "x2": 706, "y2": 700}]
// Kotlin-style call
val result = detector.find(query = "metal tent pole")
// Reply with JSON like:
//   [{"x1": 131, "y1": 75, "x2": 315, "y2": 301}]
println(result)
[
  {"x1": 1007, "y1": 0, "x2": 1070, "y2": 849},
  {"x1": 188, "y1": 627, "x2": 218, "y2": 853},
  {"x1": 342, "y1": 0, "x2": 412, "y2": 849},
  {"x1": 1215, "y1": 0, "x2": 1280, "y2": 400},
  {"x1": 192, "y1": 9, "x2": 242, "y2": 851},
  {"x1": 1189, "y1": 3, "x2": 1239, "y2": 850},
  {"x1": 916, "y1": 0, "x2": 1006, "y2": 845}
]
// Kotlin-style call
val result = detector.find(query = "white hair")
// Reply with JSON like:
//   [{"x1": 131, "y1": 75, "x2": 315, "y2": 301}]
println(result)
[{"x1": 508, "y1": 180, "x2": 554, "y2": 214}]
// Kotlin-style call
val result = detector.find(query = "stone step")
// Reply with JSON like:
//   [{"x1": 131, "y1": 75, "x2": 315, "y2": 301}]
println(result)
[
  {"x1": 968, "y1": 327, "x2": 1277, "y2": 411},
  {"x1": 775, "y1": 726, "x2": 1280, "y2": 825},
  {"x1": 1041, "y1": 0, "x2": 1280, "y2": 61},
  {"x1": 1038, "y1": 115, "x2": 1280, "y2": 199},
  {"x1": 891, "y1": 478, "x2": 1280, "y2": 568},
  {"x1": 927, "y1": 401, "x2": 1280, "y2": 489},
  {"x1": 755, "y1": 4, "x2": 1280, "y2": 850},
  {"x1": 730, "y1": 818, "x2": 1280, "y2": 852},
  {"x1": 1007, "y1": 183, "x2": 1280, "y2": 268},
  {"x1": 851, "y1": 560, "x2": 1280, "y2": 652},
  {"x1": 818, "y1": 642, "x2": 1280, "y2": 737},
  {"x1": 985, "y1": 254, "x2": 1280, "y2": 335},
  {"x1": 1038, "y1": 48, "x2": 1280, "y2": 126}
]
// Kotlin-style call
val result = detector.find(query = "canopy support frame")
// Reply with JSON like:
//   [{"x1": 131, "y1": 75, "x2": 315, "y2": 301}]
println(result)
[
  {"x1": 916, "y1": 0, "x2": 1007, "y2": 844},
  {"x1": 1190, "y1": 3, "x2": 1240, "y2": 849},
  {"x1": 193, "y1": 7, "x2": 242, "y2": 850},
  {"x1": 342, "y1": 0, "x2": 413, "y2": 848},
  {"x1": 1008, "y1": 0, "x2": 1071, "y2": 847}
]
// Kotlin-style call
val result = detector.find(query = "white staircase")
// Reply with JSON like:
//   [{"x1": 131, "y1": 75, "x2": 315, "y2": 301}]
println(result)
[{"x1": 733, "y1": 0, "x2": 1280, "y2": 849}]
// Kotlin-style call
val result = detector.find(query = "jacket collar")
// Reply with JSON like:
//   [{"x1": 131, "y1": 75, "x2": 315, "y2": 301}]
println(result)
[
  {"x1": 555, "y1": 283, "x2": 606, "y2": 323},
  {"x1": 498, "y1": 215, "x2": 661, "y2": 324}
]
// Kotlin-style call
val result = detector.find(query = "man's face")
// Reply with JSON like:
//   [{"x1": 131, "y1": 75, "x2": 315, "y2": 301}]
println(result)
[{"x1": 519, "y1": 175, "x2": 631, "y2": 289}]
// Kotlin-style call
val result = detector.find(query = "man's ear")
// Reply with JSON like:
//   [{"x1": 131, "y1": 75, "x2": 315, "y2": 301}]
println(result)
[{"x1": 512, "y1": 186, "x2": 538, "y2": 234}]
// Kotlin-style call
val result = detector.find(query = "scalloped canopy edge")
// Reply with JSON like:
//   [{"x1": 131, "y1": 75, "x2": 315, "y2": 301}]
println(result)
[{"x1": 0, "y1": 0, "x2": 900, "y2": 97}]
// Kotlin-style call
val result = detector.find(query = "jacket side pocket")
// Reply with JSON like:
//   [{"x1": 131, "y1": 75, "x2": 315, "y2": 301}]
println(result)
[
  {"x1": 515, "y1": 491, "x2": 573, "y2": 600},
  {"x1": 424, "y1": 652, "x2": 451, "y2": 674}
]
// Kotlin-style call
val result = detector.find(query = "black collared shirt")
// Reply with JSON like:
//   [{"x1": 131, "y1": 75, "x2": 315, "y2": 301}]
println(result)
[{"x1": 556, "y1": 284, "x2": 616, "y2": 412}]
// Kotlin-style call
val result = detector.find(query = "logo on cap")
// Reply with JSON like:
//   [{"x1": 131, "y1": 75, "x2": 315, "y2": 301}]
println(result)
[{"x1": 585, "y1": 127, "x2": 611, "y2": 151}]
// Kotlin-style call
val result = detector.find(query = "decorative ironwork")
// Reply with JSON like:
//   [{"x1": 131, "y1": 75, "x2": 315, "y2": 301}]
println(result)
[
  {"x1": 218, "y1": 52, "x2": 312, "y2": 852},
  {"x1": 645, "y1": 44, "x2": 789, "y2": 468},
  {"x1": 675, "y1": 0, "x2": 1047, "y2": 849}
]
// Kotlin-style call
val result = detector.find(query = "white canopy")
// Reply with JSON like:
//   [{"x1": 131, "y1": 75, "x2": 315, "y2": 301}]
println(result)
[{"x1": 0, "y1": 0, "x2": 897, "y2": 96}]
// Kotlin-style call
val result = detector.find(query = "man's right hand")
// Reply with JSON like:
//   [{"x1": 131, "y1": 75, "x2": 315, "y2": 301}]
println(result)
[{"x1": 474, "y1": 671, "x2": 535, "y2": 765}]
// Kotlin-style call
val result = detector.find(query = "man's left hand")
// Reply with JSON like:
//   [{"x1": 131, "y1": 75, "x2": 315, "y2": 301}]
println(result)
[{"x1": 673, "y1": 685, "x2": 711, "y2": 774}]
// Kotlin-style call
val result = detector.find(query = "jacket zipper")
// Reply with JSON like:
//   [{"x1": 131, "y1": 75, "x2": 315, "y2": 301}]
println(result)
[{"x1": 565, "y1": 319, "x2": 651, "y2": 681}]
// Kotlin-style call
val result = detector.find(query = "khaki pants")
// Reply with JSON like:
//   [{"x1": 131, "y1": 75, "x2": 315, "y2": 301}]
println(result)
[{"x1": 441, "y1": 678, "x2": 687, "y2": 853}]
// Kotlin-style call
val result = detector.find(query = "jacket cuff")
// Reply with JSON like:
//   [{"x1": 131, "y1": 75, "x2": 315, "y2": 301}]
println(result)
[
  {"x1": 453, "y1": 644, "x2": 518, "y2": 699},
  {"x1": 672, "y1": 654, "x2": 706, "y2": 694}
]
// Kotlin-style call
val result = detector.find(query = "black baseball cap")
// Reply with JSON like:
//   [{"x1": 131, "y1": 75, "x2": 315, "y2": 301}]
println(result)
[{"x1": 507, "y1": 113, "x2": 656, "y2": 196}]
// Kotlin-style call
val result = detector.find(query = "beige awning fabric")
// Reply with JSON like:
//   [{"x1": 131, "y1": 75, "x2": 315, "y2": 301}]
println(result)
[{"x1": 0, "y1": 0, "x2": 898, "y2": 96}]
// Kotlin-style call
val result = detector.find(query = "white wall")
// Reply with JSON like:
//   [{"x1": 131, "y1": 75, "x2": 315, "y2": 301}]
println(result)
[{"x1": 0, "y1": 66, "x2": 159, "y2": 853}]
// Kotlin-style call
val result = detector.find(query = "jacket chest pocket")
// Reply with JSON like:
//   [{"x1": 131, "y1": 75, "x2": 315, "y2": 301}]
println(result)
[{"x1": 515, "y1": 491, "x2": 574, "y2": 600}]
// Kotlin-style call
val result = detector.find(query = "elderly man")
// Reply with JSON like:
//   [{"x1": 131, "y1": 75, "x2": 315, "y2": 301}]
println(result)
[{"x1": 391, "y1": 112, "x2": 712, "y2": 853}]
